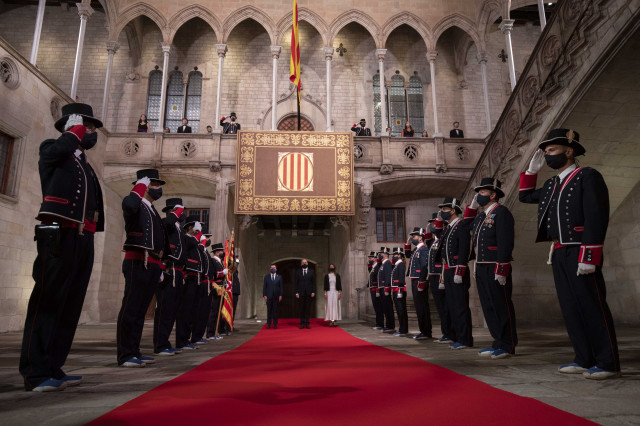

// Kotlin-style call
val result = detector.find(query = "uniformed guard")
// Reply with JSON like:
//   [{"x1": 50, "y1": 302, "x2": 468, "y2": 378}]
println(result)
[
  {"x1": 467, "y1": 178, "x2": 518, "y2": 359},
  {"x1": 435, "y1": 197, "x2": 474, "y2": 350},
  {"x1": 377, "y1": 247, "x2": 395, "y2": 333},
  {"x1": 519, "y1": 128, "x2": 620, "y2": 379},
  {"x1": 367, "y1": 251, "x2": 384, "y2": 329},
  {"x1": 175, "y1": 216, "x2": 202, "y2": 350},
  {"x1": 192, "y1": 234, "x2": 213, "y2": 345},
  {"x1": 405, "y1": 227, "x2": 432, "y2": 340},
  {"x1": 351, "y1": 118, "x2": 372, "y2": 136},
  {"x1": 117, "y1": 169, "x2": 167, "y2": 368},
  {"x1": 152, "y1": 198, "x2": 187, "y2": 356},
  {"x1": 391, "y1": 248, "x2": 409, "y2": 336},
  {"x1": 426, "y1": 213, "x2": 454, "y2": 344},
  {"x1": 207, "y1": 242, "x2": 228, "y2": 339},
  {"x1": 220, "y1": 112, "x2": 241, "y2": 134},
  {"x1": 20, "y1": 103, "x2": 104, "y2": 391}
]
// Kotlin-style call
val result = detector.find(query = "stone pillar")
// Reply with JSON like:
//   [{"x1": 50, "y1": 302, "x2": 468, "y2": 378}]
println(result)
[
  {"x1": 427, "y1": 51, "x2": 440, "y2": 135},
  {"x1": 29, "y1": 0, "x2": 46, "y2": 65},
  {"x1": 215, "y1": 44, "x2": 228, "y2": 131},
  {"x1": 376, "y1": 49, "x2": 388, "y2": 133},
  {"x1": 100, "y1": 41, "x2": 119, "y2": 124},
  {"x1": 70, "y1": 3, "x2": 94, "y2": 100},
  {"x1": 537, "y1": 0, "x2": 547, "y2": 31},
  {"x1": 157, "y1": 43, "x2": 171, "y2": 132},
  {"x1": 324, "y1": 46, "x2": 334, "y2": 131},
  {"x1": 499, "y1": 19, "x2": 517, "y2": 91},
  {"x1": 214, "y1": 181, "x2": 230, "y2": 244},
  {"x1": 270, "y1": 45, "x2": 281, "y2": 131},
  {"x1": 477, "y1": 52, "x2": 492, "y2": 134}
]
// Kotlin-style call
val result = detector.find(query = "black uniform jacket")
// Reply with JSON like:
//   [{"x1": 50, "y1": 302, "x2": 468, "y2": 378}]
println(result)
[
  {"x1": 220, "y1": 121, "x2": 241, "y2": 134},
  {"x1": 435, "y1": 217, "x2": 472, "y2": 276},
  {"x1": 391, "y1": 261, "x2": 406, "y2": 289},
  {"x1": 407, "y1": 244, "x2": 428, "y2": 281},
  {"x1": 377, "y1": 259, "x2": 393, "y2": 291},
  {"x1": 468, "y1": 203, "x2": 515, "y2": 276},
  {"x1": 369, "y1": 262, "x2": 381, "y2": 289},
  {"x1": 163, "y1": 213, "x2": 188, "y2": 265},
  {"x1": 122, "y1": 190, "x2": 167, "y2": 255},
  {"x1": 351, "y1": 126, "x2": 372, "y2": 136},
  {"x1": 185, "y1": 233, "x2": 202, "y2": 273}
]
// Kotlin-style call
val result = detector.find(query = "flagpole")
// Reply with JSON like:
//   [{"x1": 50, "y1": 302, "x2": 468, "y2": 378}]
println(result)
[{"x1": 297, "y1": 87, "x2": 301, "y2": 131}]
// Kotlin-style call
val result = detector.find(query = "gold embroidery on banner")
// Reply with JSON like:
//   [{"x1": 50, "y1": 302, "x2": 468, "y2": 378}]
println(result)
[
  {"x1": 338, "y1": 167, "x2": 351, "y2": 179},
  {"x1": 291, "y1": 199, "x2": 301, "y2": 211},
  {"x1": 254, "y1": 198, "x2": 290, "y2": 211},
  {"x1": 238, "y1": 197, "x2": 253, "y2": 211},
  {"x1": 337, "y1": 198, "x2": 351, "y2": 211},
  {"x1": 240, "y1": 164, "x2": 253, "y2": 178},
  {"x1": 336, "y1": 134, "x2": 349, "y2": 148},
  {"x1": 240, "y1": 146, "x2": 254, "y2": 163},
  {"x1": 337, "y1": 148, "x2": 350, "y2": 164},
  {"x1": 239, "y1": 180, "x2": 253, "y2": 196},
  {"x1": 337, "y1": 181, "x2": 351, "y2": 198},
  {"x1": 302, "y1": 199, "x2": 336, "y2": 212}
]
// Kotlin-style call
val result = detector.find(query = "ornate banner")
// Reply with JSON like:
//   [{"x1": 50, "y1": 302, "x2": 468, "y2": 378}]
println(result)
[{"x1": 235, "y1": 131, "x2": 355, "y2": 215}]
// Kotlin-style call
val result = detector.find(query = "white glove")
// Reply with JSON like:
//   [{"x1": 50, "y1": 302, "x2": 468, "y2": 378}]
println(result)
[
  {"x1": 375, "y1": 292, "x2": 380, "y2": 298},
  {"x1": 173, "y1": 204, "x2": 184, "y2": 210},
  {"x1": 417, "y1": 287, "x2": 425, "y2": 292},
  {"x1": 193, "y1": 222, "x2": 202, "y2": 232},
  {"x1": 454, "y1": 274, "x2": 463, "y2": 284},
  {"x1": 469, "y1": 193, "x2": 480, "y2": 210},
  {"x1": 495, "y1": 275, "x2": 507, "y2": 286},
  {"x1": 577, "y1": 263, "x2": 596, "y2": 276},
  {"x1": 159, "y1": 272, "x2": 164, "y2": 283},
  {"x1": 136, "y1": 176, "x2": 151, "y2": 187},
  {"x1": 384, "y1": 291, "x2": 390, "y2": 296},
  {"x1": 223, "y1": 268, "x2": 229, "y2": 275},
  {"x1": 200, "y1": 235, "x2": 207, "y2": 242},
  {"x1": 64, "y1": 113, "x2": 83, "y2": 130},
  {"x1": 397, "y1": 292, "x2": 403, "y2": 299},
  {"x1": 527, "y1": 149, "x2": 545, "y2": 174},
  {"x1": 438, "y1": 283, "x2": 445, "y2": 290}
]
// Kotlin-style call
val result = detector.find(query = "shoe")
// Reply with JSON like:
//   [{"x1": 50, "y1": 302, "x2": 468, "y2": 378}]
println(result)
[
  {"x1": 267, "y1": 324, "x2": 271, "y2": 329},
  {"x1": 300, "y1": 324, "x2": 304, "y2": 329},
  {"x1": 393, "y1": 332, "x2": 408, "y2": 337},
  {"x1": 305, "y1": 325, "x2": 310, "y2": 329},
  {"x1": 382, "y1": 328, "x2": 395, "y2": 333},
  {"x1": 170, "y1": 347, "x2": 182, "y2": 354},
  {"x1": 491, "y1": 349, "x2": 511, "y2": 359},
  {"x1": 59, "y1": 375, "x2": 83, "y2": 386},
  {"x1": 558, "y1": 363, "x2": 587, "y2": 374},
  {"x1": 449, "y1": 342, "x2": 467, "y2": 350},
  {"x1": 154, "y1": 348, "x2": 175, "y2": 356},
  {"x1": 180, "y1": 343, "x2": 197, "y2": 350},
  {"x1": 413, "y1": 333, "x2": 429, "y2": 340},
  {"x1": 583, "y1": 367, "x2": 620, "y2": 380},
  {"x1": 478, "y1": 348, "x2": 494, "y2": 357},
  {"x1": 216, "y1": 335, "x2": 224, "y2": 340},
  {"x1": 195, "y1": 339, "x2": 208, "y2": 345},
  {"x1": 435, "y1": 337, "x2": 453, "y2": 344},
  {"x1": 121, "y1": 357, "x2": 146, "y2": 368},
  {"x1": 138, "y1": 355, "x2": 155, "y2": 364},
  {"x1": 274, "y1": 325, "x2": 278, "y2": 329},
  {"x1": 32, "y1": 378, "x2": 67, "y2": 392},
  {"x1": 372, "y1": 326, "x2": 383, "y2": 330}
]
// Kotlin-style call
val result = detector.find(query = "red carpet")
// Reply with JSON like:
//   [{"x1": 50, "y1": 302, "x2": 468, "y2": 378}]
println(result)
[{"x1": 91, "y1": 319, "x2": 592, "y2": 425}]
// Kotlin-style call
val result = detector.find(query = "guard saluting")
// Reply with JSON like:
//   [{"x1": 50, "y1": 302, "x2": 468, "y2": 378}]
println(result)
[
  {"x1": 519, "y1": 128, "x2": 620, "y2": 380},
  {"x1": 175, "y1": 216, "x2": 202, "y2": 350},
  {"x1": 351, "y1": 119, "x2": 372, "y2": 136},
  {"x1": 20, "y1": 103, "x2": 104, "y2": 391},
  {"x1": 467, "y1": 179, "x2": 518, "y2": 359},
  {"x1": 377, "y1": 247, "x2": 395, "y2": 333},
  {"x1": 220, "y1": 112, "x2": 241, "y2": 134},
  {"x1": 391, "y1": 248, "x2": 409, "y2": 336},
  {"x1": 117, "y1": 169, "x2": 167, "y2": 368},
  {"x1": 367, "y1": 251, "x2": 384, "y2": 329},
  {"x1": 191, "y1": 234, "x2": 213, "y2": 345},
  {"x1": 405, "y1": 227, "x2": 432, "y2": 340},
  {"x1": 426, "y1": 213, "x2": 454, "y2": 344}
]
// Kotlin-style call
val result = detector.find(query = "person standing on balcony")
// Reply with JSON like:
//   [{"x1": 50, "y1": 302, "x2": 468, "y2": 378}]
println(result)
[
  {"x1": 519, "y1": 128, "x2": 620, "y2": 380},
  {"x1": 351, "y1": 119, "x2": 372, "y2": 136},
  {"x1": 401, "y1": 121, "x2": 414, "y2": 137},
  {"x1": 220, "y1": 112, "x2": 241, "y2": 134},
  {"x1": 177, "y1": 118, "x2": 192, "y2": 133},
  {"x1": 449, "y1": 121, "x2": 464, "y2": 138},
  {"x1": 137, "y1": 114, "x2": 150, "y2": 133}
]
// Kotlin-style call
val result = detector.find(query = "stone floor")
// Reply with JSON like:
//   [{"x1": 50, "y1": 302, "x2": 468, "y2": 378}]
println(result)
[{"x1": 0, "y1": 320, "x2": 638, "y2": 425}]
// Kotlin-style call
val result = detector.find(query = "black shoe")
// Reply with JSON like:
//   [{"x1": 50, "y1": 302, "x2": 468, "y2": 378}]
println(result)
[
  {"x1": 300, "y1": 324, "x2": 304, "y2": 329},
  {"x1": 267, "y1": 324, "x2": 271, "y2": 329},
  {"x1": 305, "y1": 324, "x2": 311, "y2": 329},
  {"x1": 274, "y1": 325, "x2": 278, "y2": 329}
]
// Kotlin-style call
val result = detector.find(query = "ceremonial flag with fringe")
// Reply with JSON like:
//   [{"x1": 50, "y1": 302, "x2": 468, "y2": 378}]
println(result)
[
  {"x1": 289, "y1": 0, "x2": 301, "y2": 101},
  {"x1": 222, "y1": 233, "x2": 235, "y2": 329}
]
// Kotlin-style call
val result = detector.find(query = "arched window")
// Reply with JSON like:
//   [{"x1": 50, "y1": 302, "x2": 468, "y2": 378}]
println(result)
[
  {"x1": 373, "y1": 73, "x2": 382, "y2": 135},
  {"x1": 185, "y1": 71, "x2": 203, "y2": 133},
  {"x1": 145, "y1": 70, "x2": 162, "y2": 131},
  {"x1": 408, "y1": 75, "x2": 424, "y2": 134},
  {"x1": 389, "y1": 74, "x2": 406, "y2": 136},
  {"x1": 164, "y1": 71, "x2": 184, "y2": 132}
]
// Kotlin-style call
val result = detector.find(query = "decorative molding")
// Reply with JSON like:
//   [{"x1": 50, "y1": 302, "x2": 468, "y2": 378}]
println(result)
[
  {"x1": 123, "y1": 139, "x2": 140, "y2": 157},
  {"x1": 379, "y1": 164, "x2": 393, "y2": 175},
  {"x1": 179, "y1": 140, "x2": 197, "y2": 158},
  {"x1": 209, "y1": 160, "x2": 222, "y2": 172},
  {"x1": 0, "y1": 57, "x2": 20, "y2": 90},
  {"x1": 216, "y1": 44, "x2": 228, "y2": 58},
  {"x1": 270, "y1": 45, "x2": 282, "y2": 60}
]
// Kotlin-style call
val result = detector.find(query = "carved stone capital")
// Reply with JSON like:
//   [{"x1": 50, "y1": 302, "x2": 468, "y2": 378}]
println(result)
[
  {"x1": 216, "y1": 44, "x2": 228, "y2": 58},
  {"x1": 161, "y1": 43, "x2": 171, "y2": 54},
  {"x1": 476, "y1": 52, "x2": 488, "y2": 64},
  {"x1": 436, "y1": 164, "x2": 448, "y2": 173},
  {"x1": 499, "y1": 19, "x2": 515, "y2": 34},
  {"x1": 106, "y1": 41, "x2": 119, "y2": 54},
  {"x1": 270, "y1": 45, "x2": 282, "y2": 59},
  {"x1": 240, "y1": 214, "x2": 258, "y2": 231},
  {"x1": 376, "y1": 48, "x2": 387, "y2": 62},
  {"x1": 379, "y1": 164, "x2": 394, "y2": 175},
  {"x1": 324, "y1": 46, "x2": 334, "y2": 61},
  {"x1": 76, "y1": 3, "x2": 94, "y2": 19},
  {"x1": 209, "y1": 160, "x2": 222, "y2": 173},
  {"x1": 427, "y1": 51, "x2": 438, "y2": 63}
]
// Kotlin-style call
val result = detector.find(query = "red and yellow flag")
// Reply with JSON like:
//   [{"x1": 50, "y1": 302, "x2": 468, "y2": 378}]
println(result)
[
  {"x1": 222, "y1": 232, "x2": 235, "y2": 329},
  {"x1": 289, "y1": 0, "x2": 301, "y2": 101}
]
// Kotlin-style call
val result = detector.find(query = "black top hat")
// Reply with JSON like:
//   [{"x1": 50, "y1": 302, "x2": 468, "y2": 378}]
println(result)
[
  {"x1": 438, "y1": 197, "x2": 462, "y2": 214},
  {"x1": 211, "y1": 242, "x2": 224, "y2": 252},
  {"x1": 182, "y1": 215, "x2": 199, "y2": 230},
  {"x1": 409, "y1": 227, "x2": 425, "y2": 237},
  {"x1": 427, "y1": 212, "x2": 438, "y2": 223},
  {"x1": 368, "y1": 251, "x2": 376, "y2": 257},
  {"x1": 377, "y1": 246, "x2": 390, "y2": 255},
  {"x1": 54, "y1": 103, "x2": 104, "y2": 132},
  {"x1": 474, "y1": 178, "x2": 505, "y2": 199},
  {"x1": 230, "y1": 112, "x2": 237, "y2": 118},
  {"x1": 132, "y1": 169, "x2": 166, "y2": 185},
  {"x1": 538, "y1": 128, "x2": 585, "y2": 156},
  {"x1": 360, "y1": 118, "x2": 366, "y2": 122},
  {"x1": 162, "y1": 197, "x2": 184, "y2": 213},
  {"x1": 392, "y1": 247, "x2": 405, "y2": 256}
]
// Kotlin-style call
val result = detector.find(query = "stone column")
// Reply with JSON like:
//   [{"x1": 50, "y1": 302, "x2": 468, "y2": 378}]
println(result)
[
  {"x1": 427, "y1": 51, "x2": 440, "y2": 135},
  {"x1": 477, "y1": 52, "x2": 492, "y2": 134},
  {"x1": 499, "y1": 19, "x2": 517, "y2": 91},
  {"x1": 157, "y1": 43, "x2": 171, "y2": 132},
  {"x1": 100, "y1": 41, "x2": 119, "y2": 124},
  {"x1": 537, "y1": 0, "x2": 547, "y2": 31},
  {"x1": 215, "y1": 44, "x2": 228, "y2": 131},
  {"x1": 29, "y1": 0, "x2": 46, "y2": 65},
  {"x1": 270, "y1": 45, "x2": 281, "y2": 130},
  {"x1": 70, "y1": 3, "x2": 94, "y2": 100},
  {"x1": 324, "y1": 46, "x2": 334, "y2": 131},
  {"x1": 376, "y1": 49, "x2": 388, "y2": 133}
]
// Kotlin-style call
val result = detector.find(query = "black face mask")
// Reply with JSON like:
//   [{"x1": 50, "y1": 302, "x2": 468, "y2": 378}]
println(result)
[
  {"x1": 477, "y1": 194, "x2": 492, "y2": 207},
  {"x1": 360, "y1": 122, "x2": 366, "y2": 127},
  {"x1": 231, "y1": 117, "x2": 236, "y2": 122},
  {"x1": 440, "y1": 211, "x2": 452, "y2": 221},
  {"x1": 545, "y1": 152, "x2": 569, "y2": 170},
  {"x1": 329, "y1": 267, "x2": 335, "y2": 272},
  {"x1": 148, "y1": 187, "x2": 163, "y2": 200},
  {"x1": 270, "y1": 268, "x2": 276, "y2": 274},
  {"x1": 79, "y1": 132, "x2": 98, "y2": 150},
  {"x1": 205, "y1": 240, "x2": 211, "y2": 248},
  {"x1": 302, "y1": 264, "x2": 308, "y2": 269},
  {"x1": 377, "y1": 254, "x2": 383, "y2": 260},
  {"x1": 392, "y1": 256, "x2": 399, "y2": 263},
  {"x1": 411, "y1": 238, "x2": 419, "y2": 245},
  {"x1": 368, "y1": 259, "x2": 374, "y2": 265}
]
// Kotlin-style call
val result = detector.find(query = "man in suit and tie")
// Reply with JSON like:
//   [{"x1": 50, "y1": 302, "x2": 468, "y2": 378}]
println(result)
[
  {"x1": 177, "y1": 118, "x2": 192, "y2": 134},
  {"x1": 295, "y1": 259, "x2": 316, "y2": 329},
  {"x1": 263, "y1": 264, "x2": 283, "y2": 329},
  {"x1": 449, "y1": 121, "x2": 464, "y2": 138}
]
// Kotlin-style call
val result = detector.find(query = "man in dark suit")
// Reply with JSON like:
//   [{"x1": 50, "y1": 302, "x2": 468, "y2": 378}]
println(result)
[
  {"x1": 263, "y1": 264, "x2": 283, "y2": 329},
  {"x1": 295, "y1": 259, "x2": 316, "y2": 329},
  {"x1": 449, "y1": 121, "x2": 464, "y2": 138},
  {"x1": 377, "y1": 247, "x2": 395, "y2": 333},
  {"x1": 177, "y1": 118, "x2": 192, "y2": 133}
]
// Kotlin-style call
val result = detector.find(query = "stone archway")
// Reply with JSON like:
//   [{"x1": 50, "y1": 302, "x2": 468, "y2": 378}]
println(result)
[{"x1": 277, "y1": 115, "x2": 314, "y2": 131}]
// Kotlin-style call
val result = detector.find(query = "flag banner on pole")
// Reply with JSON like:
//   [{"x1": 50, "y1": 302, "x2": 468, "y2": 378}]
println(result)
[
  {"x1": 289, "y1": 0, "x2": 301, "y2": 101},
  {"x1": 222, "y1": 233, "x2": 235, "y2": 329}
]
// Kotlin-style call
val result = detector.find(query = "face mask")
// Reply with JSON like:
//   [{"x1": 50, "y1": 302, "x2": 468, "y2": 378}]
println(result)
[
  {"x1": 477, "y1": 194, "x2": 492, "y2": 207},
  {"x1": 302, "y1": 264, "x2": 308, "y2": 269},
  {"x1": 440, "y1": 211, "x2": 452, "y2": 221},
  {"x1": 360, "y1": 122, "x2": 366, "y2": 127},
  {"x1": 231, "y1": 117, "x2": 236, "y2": 122},
  {"x1": 411, "y1": 238, "x2": 419, "y2": 245},
  {"x1": 429, "y1": 224, "x2": 437, "y2": 233},
  {"x1": 377, "y1": 254, "x2": 383, "y2": 260},
  {"x1": 148, "y1": 187, "x2": 163, "y2": 200},
  {"x1": 329, "y1": 267, "x2": 335, "y2": 272},
  {"x1": 368, "y1": 259, "x2": 374, "y2": 265},
  {"x1": 392, "y1": 256, "x2": 398, "y2": 263},
  {"x1": 270, "y1": 268, "x2": 276, "y2": 274},
  {"x1": 79, "y1": 132, "x2": 98, "y2": 150},
  {"x1": 545, "y1": 152, "x2": 568, "y2": 169}
]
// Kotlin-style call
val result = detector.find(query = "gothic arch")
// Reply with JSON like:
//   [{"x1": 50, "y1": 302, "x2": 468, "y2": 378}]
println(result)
[
  {"x1": 276, "y1": 8, "x2": 329, "y2": 46},
  {"x1": 433, "y1": 13, "x2": 485, "y2": 52},
  {"x1": 477, "y1": 0, "x2": 504, "y2": 37},
  {"x1": 111, "y1": 2, "x2": 169, "y2": 42},
  {"x1": 380, "y1": 12, "x2": 434, "y2": 51},
  {"x1": 167, "y1": 5, "x2": 222, "y2": 43},
  {"x1": 222, "y1": 5, "x2": 277, "y2": 44},
  {"x1": 328, "y1": 10, "x2": 381, "y2": 48}
]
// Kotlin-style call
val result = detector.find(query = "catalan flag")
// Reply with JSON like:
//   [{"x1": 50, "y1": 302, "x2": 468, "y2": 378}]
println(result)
[
  {"x1": 289, "y1": 0, "x2": 301, "y2": 101},
  {"x1": 222, "y1": 233, "x2": 235, "y2": 329}
]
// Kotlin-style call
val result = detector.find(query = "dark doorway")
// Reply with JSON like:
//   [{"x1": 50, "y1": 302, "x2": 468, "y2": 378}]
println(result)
[{"x1": 275, "y1": 259, "x2": 317, "y2": 318}]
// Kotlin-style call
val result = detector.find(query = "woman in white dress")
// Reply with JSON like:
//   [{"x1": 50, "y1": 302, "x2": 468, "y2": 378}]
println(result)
[{"x1": 324, "y1": 264, "x2": 342, "y2": 327}]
